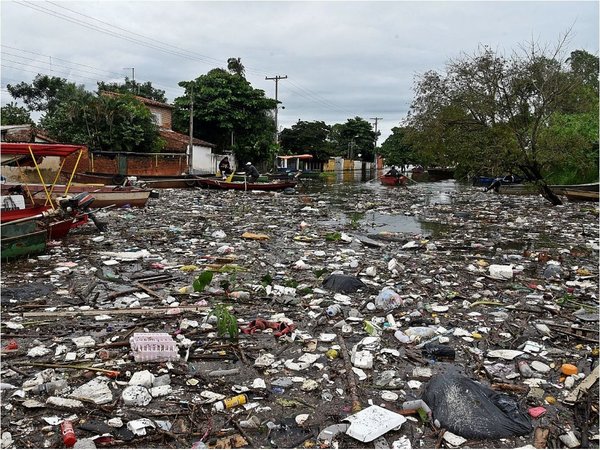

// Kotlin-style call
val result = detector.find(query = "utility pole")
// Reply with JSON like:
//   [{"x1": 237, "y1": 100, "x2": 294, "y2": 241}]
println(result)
[
  {"x1": 370, "y1": 117, "x2": 383, "y2": 168},
  {"x1": 123, "y1": 67, "x2": 135, "y2": 92},
  {"x1": 188, "y1": 86, "x2": 194, "y2": 174},
  {"x1": 265, "y1": 75, "x2": 287, "y2": 143}
]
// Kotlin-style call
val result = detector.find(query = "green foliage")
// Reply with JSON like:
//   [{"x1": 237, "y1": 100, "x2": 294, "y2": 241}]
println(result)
[
  {"x1": 313, "y1": 268, "x2": 328, "y2": 278},
  {"x1": 325, "y1": 232, "x2": 342, "y2": 241},
  {"x1": 261, "y1": 274, "x2": 273, "y2": 286},
  {"x1": 329, "y1": 117, "x2": 378, "y2": 161},
  {"x1": 284, "y1": 279, "x2": 298, "y2": 288},
  {"x1": 210, "y1": 304, "x2": 239, "y2": 340},
  {"x1": 172, "y1": 67, "x2": 278, "y2": 163},
  {"x1": 0, "y1": 102, "x2": 34, "y2": 125},
  {"x1": 193, "y1": 271, "x2": 214, "y2": 292},
  {"x1": 7, "y1": 74, "x2": 163, "y2": 153},
  {"x1": 406, "y1": 40, "x2": 599, "y2": 184},
  {"x1": 97, "y1": 78, "x2": 167, "y2": 102},
  {"x1": 380, "y1": 126, "x2": 415, "y2": 166},
  {"x1": 279, "y1": 120, "x2": 333, "y2": 161},
  {"x1": 7, "y1": 74, "x2": 77, "y2": 113},
  {"x1": 347, "y1": 212, "x2": 364, "y2": 230}
]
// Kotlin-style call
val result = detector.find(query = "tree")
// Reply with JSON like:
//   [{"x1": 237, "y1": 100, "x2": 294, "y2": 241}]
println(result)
[
  {"x1": 227, "y1": 57, "x2": 245, "y2": 77},
  {"x1": 7, "y1": 74, "x2": 163, "y2": 152},
  {"x1": 7, "y1": 75, "x2": 84, "y2": 116},
  {"x1": 330, "y1": 117, "x2": 377, "y2": 161},
  {"x1": 407, "y1": 36, "x2": 596, "y2": 204},
  {"x1": 97, "y1": 78, "x2": 167, "y2": 102},
  {"x1": 172, "y1": 68, "x2": 278, "y2": 164},
  {"x1": 279, "y1": 120, "x2": 333, "y2": 161},
  {"x1": 0, "y1": 102, "x2": 34, "y2": 125},
  {"x1": 379, "y1": 126, "x2": 415, "y2": 167}
]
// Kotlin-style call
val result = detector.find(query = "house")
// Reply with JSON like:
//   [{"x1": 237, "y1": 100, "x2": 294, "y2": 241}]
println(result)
[{"x1": 60, "y1": 92, "x2": 233, "y2": 177}]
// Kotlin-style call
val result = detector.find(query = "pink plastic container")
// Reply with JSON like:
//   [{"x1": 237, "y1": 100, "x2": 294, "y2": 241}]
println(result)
[{"x1": 129, "y1": 332, "x2": 179, "y2": 362}]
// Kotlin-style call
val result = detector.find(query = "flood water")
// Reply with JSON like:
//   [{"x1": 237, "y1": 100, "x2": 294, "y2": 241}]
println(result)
[{"x1": 298, "y1": 172, "x2": 467, "y2": 236}]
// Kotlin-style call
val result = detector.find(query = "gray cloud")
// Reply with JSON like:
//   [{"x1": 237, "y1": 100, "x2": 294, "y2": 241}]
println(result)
[{"x1": 1, "y1": 1, "x2": 598, "y2": 142}]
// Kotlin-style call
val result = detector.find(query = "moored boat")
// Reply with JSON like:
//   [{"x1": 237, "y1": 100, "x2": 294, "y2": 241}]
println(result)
[
  {"x1": 71, "y1": 172, "x2": 203, "y2": 189},
  {"x1": 562, "y1": 189, "x2": 599, "y2": 202},
  {"x1": 3, "y1": 183, "x2": 154, "y2": 208},
  {"x1": 1, "y1": 227, "x2": 47, "y2": 259},
  {"x1": 550, "y1": 182, "x2": 599, "y2": 196},
  {"x1": 197, "y1": 178, "x2": 297, "y2": 191}
]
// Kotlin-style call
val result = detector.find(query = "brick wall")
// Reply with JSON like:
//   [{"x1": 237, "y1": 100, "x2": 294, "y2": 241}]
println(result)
[{"x1": 61, "y1": 149, "x2": 188, "y2": 178}]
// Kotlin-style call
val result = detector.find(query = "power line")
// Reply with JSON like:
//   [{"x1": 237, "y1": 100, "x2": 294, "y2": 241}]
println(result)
[
  {"x1": 1, "y1": 44, "x2": 125, "y2": 78},
  {"x1": 14, "y1": 1, "x2": 359, "y2": 120}
]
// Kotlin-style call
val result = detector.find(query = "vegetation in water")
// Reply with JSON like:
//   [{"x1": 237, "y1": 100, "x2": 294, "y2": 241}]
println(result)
[{"x1": 210, "y1": 304, "x2": 239, "y2": 340}]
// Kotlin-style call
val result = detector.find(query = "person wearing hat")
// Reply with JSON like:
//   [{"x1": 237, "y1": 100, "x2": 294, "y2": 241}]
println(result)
[{"x1": 245, "y1": 162, "x2": 260, "y2": 183}]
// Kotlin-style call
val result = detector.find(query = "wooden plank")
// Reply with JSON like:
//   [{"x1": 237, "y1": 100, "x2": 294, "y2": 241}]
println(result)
[{"x1": 23, "y1": 305, "x2": 209, "y2": 318}]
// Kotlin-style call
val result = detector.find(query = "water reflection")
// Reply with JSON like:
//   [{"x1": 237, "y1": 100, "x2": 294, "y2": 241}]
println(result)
[{"x1": 303, "y1": 173, "x2": 460, "y2": 236}]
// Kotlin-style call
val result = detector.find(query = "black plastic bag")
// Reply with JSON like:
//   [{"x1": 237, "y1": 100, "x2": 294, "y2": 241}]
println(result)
[
  {"x1": 322, "y1": 274, "x2": 366, "y2": 293},
  {"x1": 422, "y1": 370, "x2": 532, "y2": 439}
]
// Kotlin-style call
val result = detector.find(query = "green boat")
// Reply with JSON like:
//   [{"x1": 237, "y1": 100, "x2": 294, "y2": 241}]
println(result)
[
  {"x1": 1, "y1": 219, "x2": 48, "y2": 259},
  {"x1": 1, "y1": 230, "x2": 47, "y2": 259}
]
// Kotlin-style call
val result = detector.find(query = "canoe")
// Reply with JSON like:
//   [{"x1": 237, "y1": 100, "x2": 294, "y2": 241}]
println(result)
[
  {"x1": 562, "y1": 189, "x2": 599, "y2": 202},
  {"x1": 380, "y1": 175, "x2": 408, "y2": 186},
  {"x1": 3, "y1": 183, "x2": 154, "y2": 208},
  {"x1": 197, "y1": 178, "x2": 297, "y2": 191}
]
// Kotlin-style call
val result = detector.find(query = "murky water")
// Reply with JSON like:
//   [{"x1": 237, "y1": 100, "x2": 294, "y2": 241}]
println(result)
[{"x1": 301, "y1": 173, "x2": 465, "y2": 235}]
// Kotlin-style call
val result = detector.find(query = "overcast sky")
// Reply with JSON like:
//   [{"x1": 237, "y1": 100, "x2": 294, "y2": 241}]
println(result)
[{"x1": 1, "y1": 1, "x2": 598, "y2": 142}]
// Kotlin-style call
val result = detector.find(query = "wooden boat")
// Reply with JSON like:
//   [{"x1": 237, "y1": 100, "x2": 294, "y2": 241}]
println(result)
[
  {"x1": 550, "y1": 182, "x2": 599, "y2": 196},
  {"x1": 1, "y1": 227, "x2": 47, "y2": 259},
  {"x1": 197, "y1": 178, "x2": 297, "y2": 191},
  {"x1": 562, "y1": 189, "x2": 599, "y2": 202},
  {"x1": 1, "y1": 204, "x2": 50, "y2": 223},
  {"x1": 72, "y1": 172, "x2": 202, "y2": 189},
  {"x1": 497, "y1": 184, "x2": 540, "y2": 195},
  {"x1": 3, "y1": 183, "x2": 154, "y2": 208},
  {"x1": 380, "y1": 175, "x2": 408, "y2": 186}
]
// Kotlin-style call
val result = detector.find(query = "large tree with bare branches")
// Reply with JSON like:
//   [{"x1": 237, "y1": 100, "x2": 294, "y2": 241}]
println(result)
[{"x1": 407, "y1": 33, "x2": 598, "y2": 205}]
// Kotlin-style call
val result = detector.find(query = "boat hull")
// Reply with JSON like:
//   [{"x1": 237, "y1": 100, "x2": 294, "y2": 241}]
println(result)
[
  {"x1": 197, "y1": 178, "x2": 297, "y2": 191},
  {"x1": 1, "y1": 228, "x2": 47, "y2": 259},
  {"x1": 563, "y1": 189, "x2": 599, "y2": 202},
  {"x1": 1, "y1": 205, "x2": 50, "y2": 223},
  {"x1": 380, "y1": 175, "x2": 408, "y2": 186},
  {"x1": 72, "y1": 172, "x2": 201, "y2": 189},
  {"x1": 3, "y1": 183, "x2": 152, "y2": 208}
]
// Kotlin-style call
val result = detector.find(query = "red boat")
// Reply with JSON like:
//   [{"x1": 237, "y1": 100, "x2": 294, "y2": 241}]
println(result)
[
  {"x1": 380, "y1": 175, "x2": 409, "y2": 186},
  {"x1": 1, "y1": 205, "x2": 50, "y2": 223},
  {"x1": 197, "y1": 178, "x2": 297, "y2": 191}
]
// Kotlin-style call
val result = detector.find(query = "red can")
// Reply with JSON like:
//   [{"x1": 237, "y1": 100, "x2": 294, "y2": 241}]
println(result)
[{"x1": 60, "y1": 420, "x2": 77, "y2": 447}]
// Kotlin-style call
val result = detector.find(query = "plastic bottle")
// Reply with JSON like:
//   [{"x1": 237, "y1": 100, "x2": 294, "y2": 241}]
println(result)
[
  {"x1": 518, "y1": 360, "x2": 534, "y2": 378},
  {"x1": 212, "y1": 394, "x2": 248, "y2": 412},
  {"x1": 61, "y1": 420, "x2": 77, "y2": 447},
  {"x1": 326, "y1": 305, "x2": 341, "y2": 317},
  {"x1": 34, "y1": 380, "x2": 68, "y2": 395}
]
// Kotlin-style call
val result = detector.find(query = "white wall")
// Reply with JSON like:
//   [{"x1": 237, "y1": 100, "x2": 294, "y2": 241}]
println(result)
[{"x1": 190, "y1": 145, "x2": 238, "y2": 175}]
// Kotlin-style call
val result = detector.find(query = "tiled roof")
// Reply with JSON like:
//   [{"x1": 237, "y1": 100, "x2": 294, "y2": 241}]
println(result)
[
  {"x1": 100, "y1": 91, "x2": 174, "y2": 109},
  {"x1": 159, "y1": 129, "x2": 215, "y2": 152}
]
